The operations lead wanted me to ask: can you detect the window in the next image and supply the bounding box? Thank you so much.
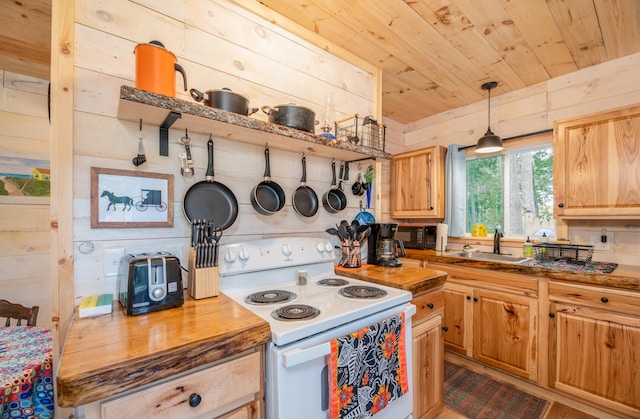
[465,143,554,239]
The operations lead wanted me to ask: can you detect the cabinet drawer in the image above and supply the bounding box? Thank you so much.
[101,351,262,419]
[413,289,444,324]
[549,281,640,316]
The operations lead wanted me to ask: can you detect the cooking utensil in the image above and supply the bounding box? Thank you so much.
[326,227,340,238]
[134,41,187,97]
[178,129,195,176]
[183,137,238,229]
[262,104,317,133]
[351,173,365,196]
[292,154,319,217]
[190,87,258,115]
[322,160,347,213]
[354,200,375,225]
[250,145,286,215]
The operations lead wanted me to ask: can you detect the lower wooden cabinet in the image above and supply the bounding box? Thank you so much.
[218,400,261,419]
[549,281,640,417]
[442,282,472,356]
[435,264,538,381]
[84,350,264,419]
[412,288,445,418]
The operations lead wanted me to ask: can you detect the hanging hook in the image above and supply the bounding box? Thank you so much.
[132,119,146,166]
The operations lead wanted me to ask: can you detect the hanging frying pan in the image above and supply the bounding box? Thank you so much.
[292,154,319,217]
[251,145,286,215]
[183,137,238,229]
[322,160,347,213]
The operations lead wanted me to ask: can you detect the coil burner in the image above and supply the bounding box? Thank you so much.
[316,278,350,287]
[245,290,296,305]
[271,304,320,321]
[339,285,388,299]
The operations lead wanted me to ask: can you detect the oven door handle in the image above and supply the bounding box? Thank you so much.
[281,342,331,368]
[281,304,416,368]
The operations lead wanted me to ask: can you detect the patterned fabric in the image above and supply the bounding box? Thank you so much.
[0,327,54,419]
[328,313,408,419]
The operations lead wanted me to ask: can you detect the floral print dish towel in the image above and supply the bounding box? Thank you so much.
[328,312,409,419]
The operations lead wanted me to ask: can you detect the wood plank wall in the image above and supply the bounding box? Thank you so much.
[385,52,640,265]
[70,0,380,301]
[0,71,52,329]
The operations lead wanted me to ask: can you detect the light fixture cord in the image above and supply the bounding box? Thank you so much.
[487,87,491,127]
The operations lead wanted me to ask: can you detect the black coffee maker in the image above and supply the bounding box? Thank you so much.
[367,223,406,267]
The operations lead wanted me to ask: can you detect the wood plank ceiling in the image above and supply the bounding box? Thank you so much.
[2,0,639,124]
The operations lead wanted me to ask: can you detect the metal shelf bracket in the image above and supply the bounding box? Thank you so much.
[159,111,182,156]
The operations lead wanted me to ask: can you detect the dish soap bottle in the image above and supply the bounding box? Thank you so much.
[523,236,533,257]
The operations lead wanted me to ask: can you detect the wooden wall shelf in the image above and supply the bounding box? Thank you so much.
[117,86,391,161]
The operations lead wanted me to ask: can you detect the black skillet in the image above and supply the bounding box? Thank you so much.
[251,145,286,215]
[183,137,238,229]
[292,154,319,217]
[322,160,347,213]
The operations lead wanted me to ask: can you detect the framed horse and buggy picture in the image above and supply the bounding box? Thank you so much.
[91,167,174,228]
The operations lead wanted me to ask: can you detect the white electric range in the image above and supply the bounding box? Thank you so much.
[219,237,415,419]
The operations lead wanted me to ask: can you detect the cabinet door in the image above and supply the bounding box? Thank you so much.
[473,288,538,380]
[218,400,262,419]
[391,146,446,218]
[554,105,640,218]
[412,315,444,418]
[443,283,473,356]
[549,302,640,416]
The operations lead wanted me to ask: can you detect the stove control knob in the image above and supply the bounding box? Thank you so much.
[324,241,333,253]
[281,243,292,257]
[224,249,237,263]
[238,247,250,261]
[316,242,326,253]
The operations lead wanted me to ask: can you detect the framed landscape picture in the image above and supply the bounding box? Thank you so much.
[90,167,173,228]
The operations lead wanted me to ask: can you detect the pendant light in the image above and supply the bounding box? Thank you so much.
[476,81,503,153]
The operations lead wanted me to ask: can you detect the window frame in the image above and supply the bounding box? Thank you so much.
[464,132,554,239]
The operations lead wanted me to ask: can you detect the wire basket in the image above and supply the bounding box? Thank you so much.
[335,114,386,152]
[533,243,594,264]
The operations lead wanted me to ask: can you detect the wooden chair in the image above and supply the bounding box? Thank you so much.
[0,299,39,326]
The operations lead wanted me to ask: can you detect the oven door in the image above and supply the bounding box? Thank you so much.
[265,304,416,419]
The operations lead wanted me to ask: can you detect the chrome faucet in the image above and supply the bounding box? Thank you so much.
[493,228,503,254]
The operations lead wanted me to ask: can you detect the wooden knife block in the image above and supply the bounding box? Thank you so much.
[187,247,219,299]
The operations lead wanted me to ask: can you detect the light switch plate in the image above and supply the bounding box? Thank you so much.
[593,235,611,251]
[104,248,125,277]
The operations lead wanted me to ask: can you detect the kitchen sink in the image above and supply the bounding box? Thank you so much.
[443,251,532,264]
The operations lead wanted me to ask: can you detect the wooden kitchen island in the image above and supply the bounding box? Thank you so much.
[336,264,448,418]
[57,292,270,418]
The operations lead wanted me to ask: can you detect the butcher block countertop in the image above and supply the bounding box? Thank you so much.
[335,264,447,295]
[405,249,640,292]
[56,292,270,408]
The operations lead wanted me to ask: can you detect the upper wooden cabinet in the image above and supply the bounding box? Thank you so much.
[391,146,446,219]
[554,105,640,219]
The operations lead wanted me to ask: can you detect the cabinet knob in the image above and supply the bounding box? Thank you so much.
[427,303,434,309]
[442,326,449,332]
[466,296,471,300]
[601,297,609,303]
[473,297,478,302]
[189,393,202,408]
[549,313,555,318]
[558,203,564,208]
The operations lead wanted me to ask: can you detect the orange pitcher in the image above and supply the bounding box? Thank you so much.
[134,41,187,97]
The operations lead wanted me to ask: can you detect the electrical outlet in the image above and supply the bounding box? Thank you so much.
[593,235,611,251]
[104,248,126,277]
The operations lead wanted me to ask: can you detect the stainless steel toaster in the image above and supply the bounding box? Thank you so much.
[118,252,184,315]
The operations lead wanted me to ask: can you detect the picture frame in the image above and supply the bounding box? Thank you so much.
[91,167,174,228]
